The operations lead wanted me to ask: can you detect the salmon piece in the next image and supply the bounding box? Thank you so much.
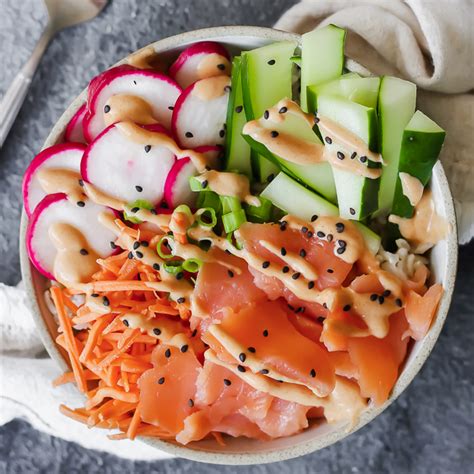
[404,264,430,295]
[209,300,336,397]
[138,344,201,434]
[404,283,443,340]
[213,414,268,440]
[287,312,323,343]
[328,352,358,379]
[350,273,384,293]
[347,312,409,406]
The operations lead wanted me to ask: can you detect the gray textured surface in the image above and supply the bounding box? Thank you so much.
[0,0,473,472]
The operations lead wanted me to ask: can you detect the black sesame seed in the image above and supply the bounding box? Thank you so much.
[351,152,357,159]
[217,63,226,70]
[168,105,174,110]
[144,145,151,153]
[325,136,333,144]
[259,369,269,375]
[350,208,356,216]
[239,353,246,362]
[248,347,256,353]
[135,185,143,192]
[270,130,279,138]
[310,368,316,378]
[141,241,149,247]
[165,348,171,358]
[223,378,232,386]
[318,316,325,323]
[378,296,385,304]
[288,304,295,311]
[301,226,308,234]
[150,209,157,215]
[122,319,129,327]
[263,329,269,337]
[185,132,193,138]
[237,365,246,373]
[262,261,270,269]
[191,329,197,337]
[219,129,225,138]
[133,241,140,250]
[343,304,351,312]
[282,266,289,273]
[296,306,305,314]
[323,303,328,309]
[314,114,320,124]
[279,106,288,114]
[337,151,345,160]
[299,249,306,258]
[176,272,184,280]
[110,241,117,249]
[235,105,243,113]
[91,293,99,298]
[188,398,194,407]
[311,214,318,222]
[307,231,314,238]
[104,105,111,113]
[327,268,334,274]
[396,298,403,307]
[327,234,333,242]
[177,297,185,304]
[360,156,368,163]
[78,179,84,187]
[224,85,231,92]
[370,294,378,301]
[383,289,391,297]
[77,201,85,207]
[292,272,301,280]
[267,59,276,65]
[335,222,345,233]
[131,207,139,213]
[181,344,189,353]
[80,248,88,256]
[102,296,110,306]
[317,231,325,238]
[153,328,161,336]
[263,110,269,119]
[227,270,234,278]
[133,80,137,85]
[338,240,347,248]
[153,263,160,271]
[201,180,208,189]
[280,247,287,256]
[158,377,165,385]
[336,247,346,255]
[308,281,315,289]
[136,251,144,259]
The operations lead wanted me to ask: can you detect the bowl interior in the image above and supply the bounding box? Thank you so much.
[19,26,458,465]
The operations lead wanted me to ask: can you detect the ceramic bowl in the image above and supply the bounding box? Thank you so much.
[19,26,458,465]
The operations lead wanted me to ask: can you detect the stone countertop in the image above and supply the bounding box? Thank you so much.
[0,0,472,472]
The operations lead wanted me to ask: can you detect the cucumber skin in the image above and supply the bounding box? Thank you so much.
[391,126,445,218]
[224,56,252,178]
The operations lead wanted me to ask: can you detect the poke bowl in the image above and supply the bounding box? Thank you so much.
[19,26,458,465]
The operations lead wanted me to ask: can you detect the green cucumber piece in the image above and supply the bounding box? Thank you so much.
[245,196,273,223]
[224,56,252,178]
[242,103,337,202]
[222,209,247,233]
[377,76,417,214]
[391,110,445,218]
[261,172,380,254]
[307,75,380,112]
[241,40,297,182]
[196,191,222,214]
[220,195,242,214]
[317,95,380,220]
[300,25,346,111]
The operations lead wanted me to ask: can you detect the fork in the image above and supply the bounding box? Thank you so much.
[0,0,108,148]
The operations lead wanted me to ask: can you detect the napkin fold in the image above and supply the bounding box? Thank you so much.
[1,0,472,460]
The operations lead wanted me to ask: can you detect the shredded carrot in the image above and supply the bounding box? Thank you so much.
[212,431,226,446]
[126,403,142,440]
[89,281,156,292]
[79,315,115,363]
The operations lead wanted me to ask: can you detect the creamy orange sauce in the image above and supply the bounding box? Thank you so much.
[49,223,99,286]
[104,94,157,127]
[197,53,231,80]
[399,172,424,207]
[389,189,450,253]
[194,170,260,206]
[127,46,156,69]
[191,75,231,101]
[37,168,85,204]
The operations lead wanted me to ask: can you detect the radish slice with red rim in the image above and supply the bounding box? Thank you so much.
[22,143,86,217]
[65,104,87,144]
[169,41,231,89]
[26,193,117,280]
[81,123,176,209]
[83,66,181,141]
[172,76,231,149]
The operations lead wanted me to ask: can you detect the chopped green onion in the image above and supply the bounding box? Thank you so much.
[195,207,217,228]
[220,195,242,214]
[156,235,175,259]
[197,191,222,213]
[222,209,247,233]
[182,258,203,273]
[163,261,183,275]
[189,176,207,192]
[174,204,193,219]
[226,232,244,250]
[124,199,154,224]
[245,196,273,223]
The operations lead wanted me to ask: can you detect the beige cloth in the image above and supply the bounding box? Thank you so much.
[276,0,474,243]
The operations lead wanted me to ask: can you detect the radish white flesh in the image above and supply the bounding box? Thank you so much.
[22,143,85,217]
[65,103,87,143]
[26,193,116,280]
[169,41,231,89]
[164,145,222,208]
[83,66,181,141]
[81,124,176,208]
[172,76,231,148]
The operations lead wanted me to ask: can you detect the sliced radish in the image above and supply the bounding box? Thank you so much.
[22,143,86,217]
[64,104,87,144]
[172,76,230,148]
[83,66,181,141]
[81,123,176,209]
[163,145,222,208]
[169,41,231,89]
[26,193,116,280]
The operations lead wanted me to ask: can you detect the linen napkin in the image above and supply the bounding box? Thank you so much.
[1,0,473,460]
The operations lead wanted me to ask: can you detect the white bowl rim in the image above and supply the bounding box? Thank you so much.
[19,25,458,465]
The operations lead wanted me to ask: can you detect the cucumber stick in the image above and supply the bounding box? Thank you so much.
[377,76,417,214]
[391,110,445,217]
[300,24,346,111]
[317,95,380,220]
[261,172,381,254]
[241,41,297,182]
[224,57,252,178]
[307,75,380,112]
